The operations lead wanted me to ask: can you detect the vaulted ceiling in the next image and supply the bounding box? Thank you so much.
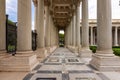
[33,0,81,29]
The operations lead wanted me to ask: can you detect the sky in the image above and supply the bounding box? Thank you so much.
[6,0,120,29]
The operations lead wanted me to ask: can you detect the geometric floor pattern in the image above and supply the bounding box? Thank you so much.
[23,48,111,80]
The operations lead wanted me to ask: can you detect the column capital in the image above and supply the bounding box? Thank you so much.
[44,0,50,6]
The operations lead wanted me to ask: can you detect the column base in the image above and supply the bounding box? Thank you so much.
[35,48,48,59]
[68,46,78,54]
[114,44,119,46]
[49,46,57,53]
[79,48,92,58]
[90,53,120,71]
[46,47,51,54]
[0,50,6,54]
[0,51,39,71]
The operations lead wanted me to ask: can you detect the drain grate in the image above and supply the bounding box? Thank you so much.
[76,77,96,80]
[48,58,59,62]
[68,59,79,62]
[36,78,56,80]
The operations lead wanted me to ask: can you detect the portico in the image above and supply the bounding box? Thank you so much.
[0,0,120,73]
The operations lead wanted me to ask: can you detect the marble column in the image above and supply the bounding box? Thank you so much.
[70,21,73,46]
[0,0,6,53]
[114,26,118,46]
[96,0,112,54]
[81,0,89,49]
[90,27,93,46]
[80,0,92,57]
[90,0,120,71]
[50,20,54,46]
[65,27,68,46]
[73,13,76,47]
[37,0,45,48]
[17,0,32,51]
[45,6,50,47]
[68,25,71,46]
[76,4,81,48]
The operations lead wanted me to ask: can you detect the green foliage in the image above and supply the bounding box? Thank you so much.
[59,33,64,38]
[89,46,97,53]
[113,47,120,56]
[8,20,16,26]
[59,33,64,47]
[89,46,120,56]
[8,45,15,52]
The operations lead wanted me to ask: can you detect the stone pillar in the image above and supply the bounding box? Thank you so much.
[45,6,50,47]
[81,0,89,48]
[80,0,92,57]
[76,4,81,49]
[90,0,120,71]
[17,0,32,51]
[37,0,45,48]
[2,0,39,71]
[114,26,118,46]
[0,0,6,53]
[90,27,93,46]
[68,25,70,46]
[93,27,96,45]
[70,21,73,46]
[72,17,74,46]
[73,13,76,47]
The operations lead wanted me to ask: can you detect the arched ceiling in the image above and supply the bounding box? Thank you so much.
[33,0,81,29]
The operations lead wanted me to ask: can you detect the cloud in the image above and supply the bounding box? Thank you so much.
[88,0,120,19]
[6,0,17,22]
[6,0,120,23]
[112,0,120,19]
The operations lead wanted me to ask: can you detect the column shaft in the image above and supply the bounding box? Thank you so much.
[97,0,112,52]
[90,27,93,45]
[17,0,32,51]
[45,6,50,47]
[73,13,76,46]
[81,0,89,48]
[70,21,73,45]
[37,0,45,48]
[76,6,81,48]
[114,27,118,46]
[0,0,6,51]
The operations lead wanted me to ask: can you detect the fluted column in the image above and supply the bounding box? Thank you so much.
[114,26,118,46]
[0,0,6,52]
[17,0,32,51]
[37,0,45,48]
[90,27,93,45]
[76,4,81,48]
[81,0,89,48]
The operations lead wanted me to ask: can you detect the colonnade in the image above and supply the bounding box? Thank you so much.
[0,0,120,71]
[65,0,120,71]
[0,0,59,71]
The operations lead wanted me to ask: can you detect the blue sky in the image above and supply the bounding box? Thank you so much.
[6,0,120,29]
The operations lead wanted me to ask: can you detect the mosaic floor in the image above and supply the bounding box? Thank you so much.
[23,48,111,80]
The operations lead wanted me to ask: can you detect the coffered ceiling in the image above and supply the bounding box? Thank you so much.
[33,0,81,29]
